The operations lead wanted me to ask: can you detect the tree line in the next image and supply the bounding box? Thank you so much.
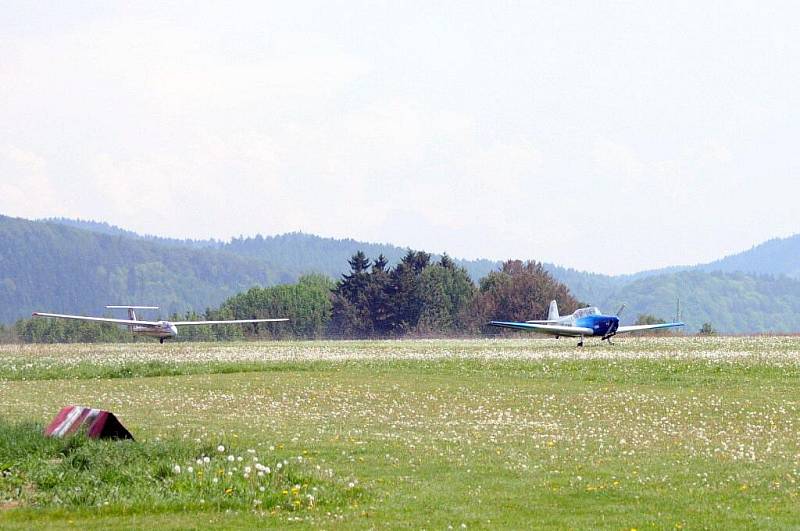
[9,250,587,342]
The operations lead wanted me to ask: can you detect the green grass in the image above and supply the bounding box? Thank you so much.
[1,338,800,528]
[0,420,360,523]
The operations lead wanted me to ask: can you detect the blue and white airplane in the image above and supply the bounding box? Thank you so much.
[489,300,684,346]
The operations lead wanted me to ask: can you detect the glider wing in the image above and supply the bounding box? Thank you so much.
[32,312,161,327]
[171,318,289,326]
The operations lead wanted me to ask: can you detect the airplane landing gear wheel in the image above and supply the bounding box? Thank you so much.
[159,338,165,344]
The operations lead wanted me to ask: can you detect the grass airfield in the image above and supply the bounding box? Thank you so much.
[1,337,800,529]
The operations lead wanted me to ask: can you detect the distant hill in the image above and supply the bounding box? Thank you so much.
[546,234,800,308]
[598,270,800,334]
[542,265,624,306]
[697,235,800,279]
[46,218,141,238]
[46,218,501,284]
[221,233,501,285]
[46,218,614,295]
[46,218,223,250]
[0,216,277,323]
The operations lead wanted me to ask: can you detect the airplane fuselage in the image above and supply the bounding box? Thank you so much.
[131,322,178,339]
[545,309,620,337]
[570,315,619,337]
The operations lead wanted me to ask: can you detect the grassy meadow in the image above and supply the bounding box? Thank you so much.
[1,337,799,529]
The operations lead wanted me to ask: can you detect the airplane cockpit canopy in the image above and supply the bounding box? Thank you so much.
[573,307,601,318]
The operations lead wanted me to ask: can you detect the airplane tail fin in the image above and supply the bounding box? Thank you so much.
[548,300,559,321]
[106,305,159,322]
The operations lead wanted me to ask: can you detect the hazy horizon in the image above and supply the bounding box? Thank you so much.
[2,2,798,274]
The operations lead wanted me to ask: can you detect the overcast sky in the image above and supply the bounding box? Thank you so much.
[1,1,798,274]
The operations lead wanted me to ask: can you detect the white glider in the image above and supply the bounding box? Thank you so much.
[33,305,288,343]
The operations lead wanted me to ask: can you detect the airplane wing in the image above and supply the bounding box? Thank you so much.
[615,322,685,334]
[32,312,161,327]
[171,318,289,326]
[488,321,593,337]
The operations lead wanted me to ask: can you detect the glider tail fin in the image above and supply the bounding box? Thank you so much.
[548,300,559,321]
[105,306,159,322]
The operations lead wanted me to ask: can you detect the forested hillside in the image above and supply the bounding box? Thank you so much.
[599,271,800,333]
[0,216,276,323]
[48,219,500,285]
[546,234,800,305]
[222,233,499,284]
[46,218,629,301]
[698,234,800,278]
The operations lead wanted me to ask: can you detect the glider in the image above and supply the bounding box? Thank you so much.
[32,305,288,343]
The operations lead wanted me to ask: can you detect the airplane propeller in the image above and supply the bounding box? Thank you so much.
[603,304,624,342]
[602,319,619,342]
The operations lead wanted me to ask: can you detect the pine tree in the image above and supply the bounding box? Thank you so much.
[330,252,375,337]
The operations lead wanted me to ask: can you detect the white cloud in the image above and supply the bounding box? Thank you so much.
[0,146,66,219]
[1,3,799,274]
[592,139,644,179]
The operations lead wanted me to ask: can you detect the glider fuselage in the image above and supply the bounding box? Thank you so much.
[131,322,179,339]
